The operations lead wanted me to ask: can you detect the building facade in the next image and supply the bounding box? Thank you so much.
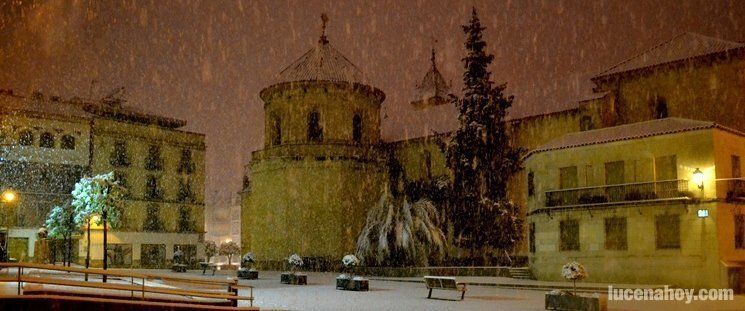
[525,118,745,290]
[0,90,205,267]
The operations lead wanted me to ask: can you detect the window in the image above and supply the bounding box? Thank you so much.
[145,175,163,200]
[580,115,593,131]
[110,141,131,167]
[559,219,580,251]
[145,145,163,171]
[178,149,194,174]
[271,115,282,146]
[559,166,578,189]
[735,214,744,249]
[352,114,362,143]
[653,96,668,119]
[605,161,625,185]
[18,130,34,146]
[178,178,194,203]
[60,135,75,150]
[307,110,323,142]
[733,155,741,178]
[655,155,677,180]
[529,222,536,253]
[142,204,164,232]
[39,132,55,148]
[605,217,628,250]
[655,214,681,249]
[113,171,129,196]
[177,206,195,233]
[527,171,535,196]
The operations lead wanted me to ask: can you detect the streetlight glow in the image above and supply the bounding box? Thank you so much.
[692,168,705,190]
[1,189,17,203]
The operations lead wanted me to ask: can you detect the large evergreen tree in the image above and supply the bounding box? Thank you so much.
[446,8,524,259]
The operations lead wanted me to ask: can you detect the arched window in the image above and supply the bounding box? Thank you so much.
[654,96,668,119]
[18,130,34,146]
[40,132,55,148]
[60,135,75,150]
[271,115,282,146]
[352,114,362,143]
[307,110,323,142]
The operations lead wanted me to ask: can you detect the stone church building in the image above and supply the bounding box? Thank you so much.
[241,20,745,287]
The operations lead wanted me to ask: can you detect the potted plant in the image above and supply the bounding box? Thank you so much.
[237,252,258,279]
[336,254,368,291]
[218,241,240,270]
[280,253,307,285]
[545,261,607,311]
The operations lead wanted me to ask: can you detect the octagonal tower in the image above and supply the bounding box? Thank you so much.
[242,16,387,263]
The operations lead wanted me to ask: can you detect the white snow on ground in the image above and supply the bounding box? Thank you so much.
[3,268,745,310]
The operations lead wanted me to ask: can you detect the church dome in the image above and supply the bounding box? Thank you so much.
[276,39,364,84]
[260,14,384,103]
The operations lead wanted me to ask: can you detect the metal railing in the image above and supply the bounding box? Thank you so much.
[545,179,690,207]
[0,262,254,308]
[721,178,745,202]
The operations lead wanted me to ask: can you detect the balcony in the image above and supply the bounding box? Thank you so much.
[723,178,745,203]
[545,179,690,208]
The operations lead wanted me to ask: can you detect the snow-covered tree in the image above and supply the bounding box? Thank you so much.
[45,204,79,266]
[356,184,446,267]
[204,240,218,262]
[445,8,524,257]
[71,172,125,280]
[219,241,240,265]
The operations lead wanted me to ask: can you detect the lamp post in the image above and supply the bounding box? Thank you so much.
[1,189,18,262]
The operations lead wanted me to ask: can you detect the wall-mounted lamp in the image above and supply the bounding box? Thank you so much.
[697,209,709,218]
[692,168,705,190]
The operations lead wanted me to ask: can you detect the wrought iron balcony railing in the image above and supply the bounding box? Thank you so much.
[723,178,745,202]
[545,179,690,208]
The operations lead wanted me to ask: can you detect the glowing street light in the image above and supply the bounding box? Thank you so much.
[692,168,705,190]
[1,189,17,203]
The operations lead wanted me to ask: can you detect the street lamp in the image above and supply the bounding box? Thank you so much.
[1,189,17,203]
[692,168,705,190]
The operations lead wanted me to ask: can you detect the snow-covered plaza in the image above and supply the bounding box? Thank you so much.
[4,267,743,310]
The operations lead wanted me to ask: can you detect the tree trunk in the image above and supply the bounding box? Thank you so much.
[85,220,91,281]
[67,235,72,267]
[103,210,108,283]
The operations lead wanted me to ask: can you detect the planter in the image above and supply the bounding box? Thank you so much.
[171,264,187,273]
[545,292,607,311]
[336,277,369,291]
[237,268,259,280]
[281,272,307,285]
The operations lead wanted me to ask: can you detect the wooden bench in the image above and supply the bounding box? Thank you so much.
[200,262,217,275]
[424,276,467,300]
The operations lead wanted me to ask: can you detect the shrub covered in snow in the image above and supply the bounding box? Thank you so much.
[288,254,303,272]
[342,254,359,267]
[561,261,588,281]
[241,252,256,270]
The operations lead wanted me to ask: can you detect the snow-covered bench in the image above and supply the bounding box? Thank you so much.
[424,276,467,300]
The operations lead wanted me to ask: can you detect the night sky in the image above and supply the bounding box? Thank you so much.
[1,0,744,208]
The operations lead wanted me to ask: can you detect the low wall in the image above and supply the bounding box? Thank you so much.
[253,260,514,277]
